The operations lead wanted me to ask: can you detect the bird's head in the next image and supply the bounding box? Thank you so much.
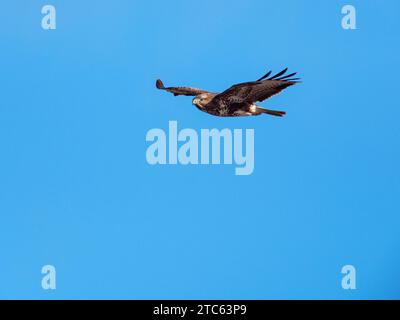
[192,93,213,109]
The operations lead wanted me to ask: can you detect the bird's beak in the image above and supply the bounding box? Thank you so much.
[192,98,198,105]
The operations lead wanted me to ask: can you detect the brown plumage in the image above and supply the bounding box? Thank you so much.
[156,68,300,117]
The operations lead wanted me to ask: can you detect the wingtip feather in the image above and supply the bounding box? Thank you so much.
[156,79,165,89]
[257,70,272,81]
[269,68,289,80]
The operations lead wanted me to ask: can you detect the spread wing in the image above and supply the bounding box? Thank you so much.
[211,68,300,106]
[156,79,209,97]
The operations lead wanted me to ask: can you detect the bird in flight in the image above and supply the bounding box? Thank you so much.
[156,68,300,117]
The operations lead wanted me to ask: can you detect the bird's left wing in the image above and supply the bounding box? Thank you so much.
[156,79,210,97]
[212,69,300,105]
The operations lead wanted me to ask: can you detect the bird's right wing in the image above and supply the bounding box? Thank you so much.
[156,79,210,97]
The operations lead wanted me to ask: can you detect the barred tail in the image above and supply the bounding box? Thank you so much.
[256,107,286,117]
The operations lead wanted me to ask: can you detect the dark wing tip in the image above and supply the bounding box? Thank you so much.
[262,68,302,82]
[257,70,272,81]
[276,72,297,80]
[268,68,289,80]
[286,78,301,83]
[156,79,165,89]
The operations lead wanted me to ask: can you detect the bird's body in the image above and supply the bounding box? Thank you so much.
[156,68,300,118]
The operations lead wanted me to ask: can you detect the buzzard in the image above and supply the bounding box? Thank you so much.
[156,68,300,117]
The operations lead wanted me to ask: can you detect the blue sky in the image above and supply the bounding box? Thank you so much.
[0,0,399,299]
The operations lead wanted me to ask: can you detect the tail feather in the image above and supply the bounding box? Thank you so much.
[256,107,286,117]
